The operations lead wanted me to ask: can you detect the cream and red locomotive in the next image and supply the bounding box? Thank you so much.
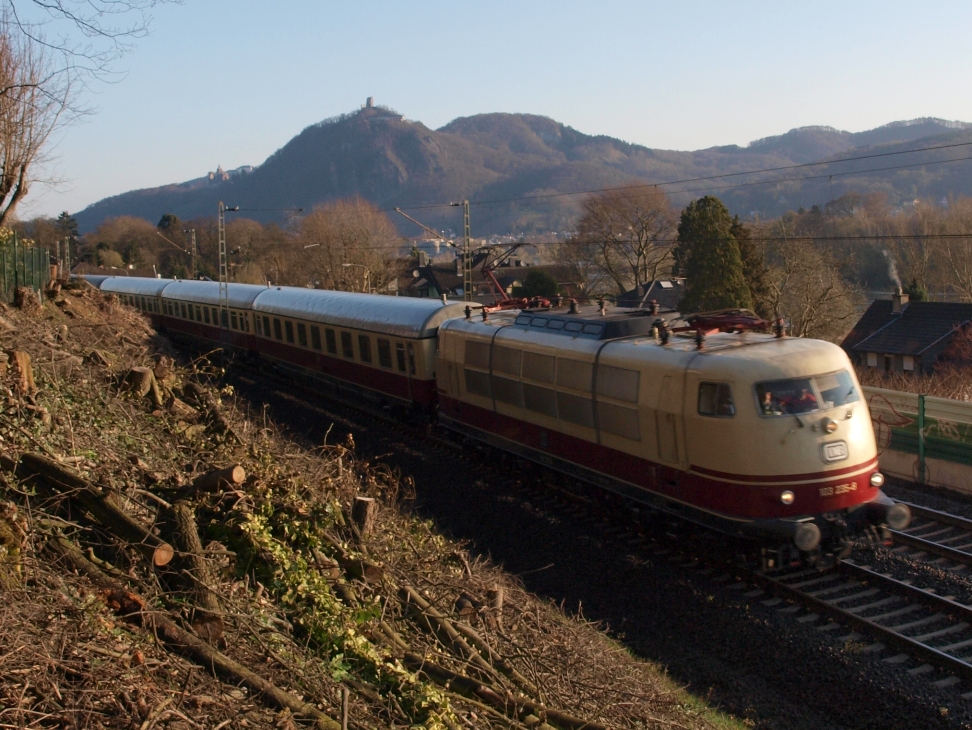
[92,276,910,556]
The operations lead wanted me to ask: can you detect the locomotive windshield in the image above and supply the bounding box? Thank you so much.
[756,370,859,416]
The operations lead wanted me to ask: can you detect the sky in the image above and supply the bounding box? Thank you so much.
[22,0,972,219]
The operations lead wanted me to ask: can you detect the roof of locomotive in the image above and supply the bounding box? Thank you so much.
[162,280,269,308]
[253,288,481,338]
[96,276,171,297]
[446,312,853,382]
[510,304,679,340]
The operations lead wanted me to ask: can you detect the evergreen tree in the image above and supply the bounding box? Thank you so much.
[55,211,79,242]
[513,269,559,298]
[674,196,752,313]
[731,215,772,318]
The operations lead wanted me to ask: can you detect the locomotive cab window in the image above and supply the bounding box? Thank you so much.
[756,371,859,417]
[698,382,735,417]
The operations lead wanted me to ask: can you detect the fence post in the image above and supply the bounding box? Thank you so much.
[918,393,926,485]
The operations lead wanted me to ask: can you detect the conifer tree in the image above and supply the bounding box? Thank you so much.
[674,196,752,313]
[731,215,772,318]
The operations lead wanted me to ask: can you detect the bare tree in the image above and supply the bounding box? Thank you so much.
[553,238,610,300]
[762,222,862,342]
[0,23,72,225]
[941,198,972,301]
[298,198,403,292]
[567,185,675,296]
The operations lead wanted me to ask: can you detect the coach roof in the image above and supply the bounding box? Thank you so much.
[161,280,269,309]
[98,276,171,297]
[253,288,477,338]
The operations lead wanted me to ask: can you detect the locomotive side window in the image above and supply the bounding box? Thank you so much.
[273,318,282,340]
[491,375,523,407]
[596,366,640,403]
[377,339,392,368]
[396,342,407,372]
[599,402,641,440]
[492,346,520,376]
[523,383,557,417]
[297,323,307,347]
[522,352,555,383]
[698,382,735,417]
[358,335,372,364]
[341,331,353,358]
[556,359,593,392]
[464,340,490,369]
[464,369,491,397]
[557,392,595,427]
[311,326,321,350]
[325,328,337,355]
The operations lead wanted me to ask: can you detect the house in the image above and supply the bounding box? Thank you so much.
[841,292,972,374]
[400,260,579,303]
[616,278,685,310]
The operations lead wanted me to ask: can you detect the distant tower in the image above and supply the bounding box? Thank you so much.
[366,96,374,108]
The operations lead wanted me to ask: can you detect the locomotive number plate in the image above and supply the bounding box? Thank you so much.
[819,482,856,498]
[821,440,848,463]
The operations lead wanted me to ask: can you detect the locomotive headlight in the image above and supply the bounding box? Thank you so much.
[823,418,838,434]
[780,490,795,505]
[870,472,885,488]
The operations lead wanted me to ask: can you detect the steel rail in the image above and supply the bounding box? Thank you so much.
[889,501,972,566]
[747,559,972,682]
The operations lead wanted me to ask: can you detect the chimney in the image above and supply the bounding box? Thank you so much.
[892,291,909,313]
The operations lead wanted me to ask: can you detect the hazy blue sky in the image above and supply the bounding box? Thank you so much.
[24,0,972,218]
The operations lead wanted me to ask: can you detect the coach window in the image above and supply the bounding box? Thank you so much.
[204,307,210,324]
[698,382,735,417]
[358,334,372,364]
[231,311,238,330]
[194,306,201,321]
[263,316,271,337]
[273,318,283,341]
[396,342,407,372]
[189,305,196,321]
[245,314,250,332]
[221,309,229,328]
[285,321,295,343]
[297,323,308,347]
[407,343,416,375]
[180,303,187,319]
[310,325,322,351]
[254,316,261,335]
[212,308,219,325]
[325,328,337,355]
[340,331,353,359]
[377,338,392,368]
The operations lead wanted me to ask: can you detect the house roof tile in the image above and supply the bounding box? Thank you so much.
[845,301,972,356]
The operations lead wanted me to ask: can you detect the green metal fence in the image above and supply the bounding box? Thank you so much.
[864,386,972,482]
[0,239,50,303]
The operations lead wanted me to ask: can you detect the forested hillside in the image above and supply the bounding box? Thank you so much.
[74,106,972,235]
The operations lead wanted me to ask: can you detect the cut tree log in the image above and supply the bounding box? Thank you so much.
[320,533,383,583]
[182,382,239,442]
[351,496,377,541]
[124,367,164,407]
[403,652,608,730]
[14,286,39,313]
[12,452,174,567]
[191,465,245,493]
[49,537,342,729]
[7,350,35,394]
[84,349,110,367]
[169,500,224,645]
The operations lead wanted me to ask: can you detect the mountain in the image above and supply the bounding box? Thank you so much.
[73,107,972,235]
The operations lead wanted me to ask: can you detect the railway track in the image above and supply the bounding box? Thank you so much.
[890,501,972,568]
